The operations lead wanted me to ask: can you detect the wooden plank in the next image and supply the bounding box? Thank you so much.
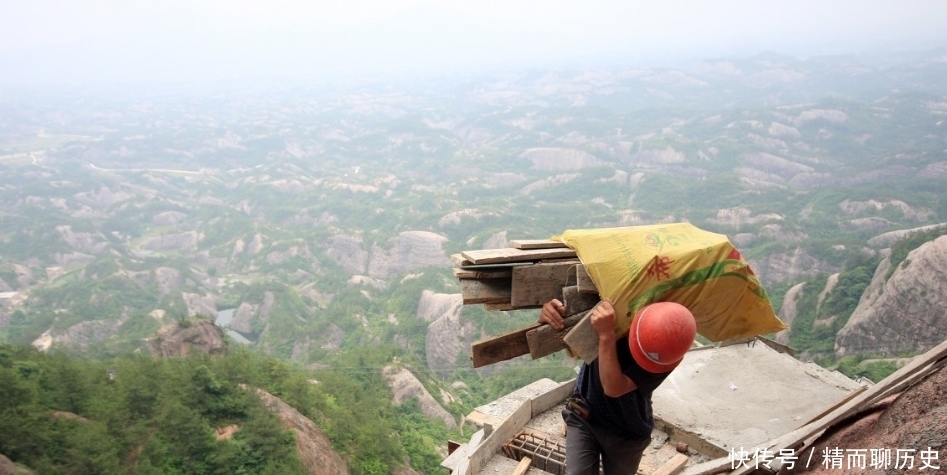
[470,324,538,368]
[797,385,867,428]
[756,336,797,357]
[511,261,578,307]
[451,253,473,266]
[677,456,732,475]
[563,285,599,316]
[465,410,503,429]
[453,268,512,280]
[484,302,520,311]
[651,453,689,475]
[728,337,947,475]
[442,429,484,472]
[563,311,600,364]
[460,278,512,305]
[511,457,532,475]
[575,264,598,294]
[469,399,532,475]
[511,239,567,250]
[530,378,576,417]
[462,247,577,265]
[526,312,588,360]
[869,358,945,404]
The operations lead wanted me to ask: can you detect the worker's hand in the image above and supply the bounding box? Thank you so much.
[538,299,566,330]
[590,299,617,342]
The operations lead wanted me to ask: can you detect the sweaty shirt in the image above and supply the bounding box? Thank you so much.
[574,336,670,440]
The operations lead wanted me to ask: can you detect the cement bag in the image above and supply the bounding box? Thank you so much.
[556,223,786,342]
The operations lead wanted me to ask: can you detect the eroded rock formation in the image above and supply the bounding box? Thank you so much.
[146,319,227,358]
[382,366,456,428]
[835,235,947,357]
[249,387,349,475]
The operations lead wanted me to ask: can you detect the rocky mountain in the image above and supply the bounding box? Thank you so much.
[1,48,946,407]
[250,387,349,475]
[835,235,947,357]
[383,366,457,428]
[145,319,227,358]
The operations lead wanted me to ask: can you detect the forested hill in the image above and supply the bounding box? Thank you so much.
[0,337,463,475]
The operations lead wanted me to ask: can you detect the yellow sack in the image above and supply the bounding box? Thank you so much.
[556,223,786,342]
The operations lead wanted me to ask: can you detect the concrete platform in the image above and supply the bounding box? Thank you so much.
[652,340,864,455]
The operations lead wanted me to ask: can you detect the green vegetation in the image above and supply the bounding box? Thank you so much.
[788,253,881,361]
[0,343,473,475]
[887,225,947,278]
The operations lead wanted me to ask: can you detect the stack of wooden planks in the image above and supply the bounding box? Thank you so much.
[453,239,602,368]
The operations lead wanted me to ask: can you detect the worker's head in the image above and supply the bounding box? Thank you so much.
[628,302,696,373]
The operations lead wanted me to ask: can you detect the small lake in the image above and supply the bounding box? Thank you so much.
[215,308,252,344]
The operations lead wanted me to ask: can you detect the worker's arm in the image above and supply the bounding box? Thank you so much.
[591,300,638,398]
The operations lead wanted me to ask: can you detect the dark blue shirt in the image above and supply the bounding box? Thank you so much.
[574,336,669,440]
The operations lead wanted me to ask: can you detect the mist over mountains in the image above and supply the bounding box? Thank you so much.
[3,48,947,363]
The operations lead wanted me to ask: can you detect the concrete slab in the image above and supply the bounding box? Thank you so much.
[474,378,562,421]
[652,341,864,454]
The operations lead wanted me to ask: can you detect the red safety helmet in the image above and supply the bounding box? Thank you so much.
[628,302,697,374]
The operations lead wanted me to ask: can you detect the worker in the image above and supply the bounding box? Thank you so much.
[538,298,696,475]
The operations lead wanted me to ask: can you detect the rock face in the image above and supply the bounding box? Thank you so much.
[774,282,806,345]
[142,231,201,251]
[182,292,218,319]
[50,319,123,350]
[228,291,275,334]
[56,225,108,253]
[0,453,33,474]
[866,222,947,248]
[382,366,456,428]
[367,231,450,279]
[835,235,947,357]
[249,387,349,475]
[424,294,476,376]
[146,320,226,358]
[747,247,841,286]
[229,302,260,334]
[326,235,368,274]
[520,148,603,170]
[416,291,462,323]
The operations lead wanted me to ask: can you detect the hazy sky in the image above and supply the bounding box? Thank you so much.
[2,0,947,86]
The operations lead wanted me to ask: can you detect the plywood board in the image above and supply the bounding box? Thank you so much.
[511,261,578,307]
[461,278,512,305]
[462,247,577,265]
[511,239,567,250]
[471,324,538,368]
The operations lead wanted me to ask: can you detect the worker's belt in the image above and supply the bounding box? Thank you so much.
[566,395,590,420]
